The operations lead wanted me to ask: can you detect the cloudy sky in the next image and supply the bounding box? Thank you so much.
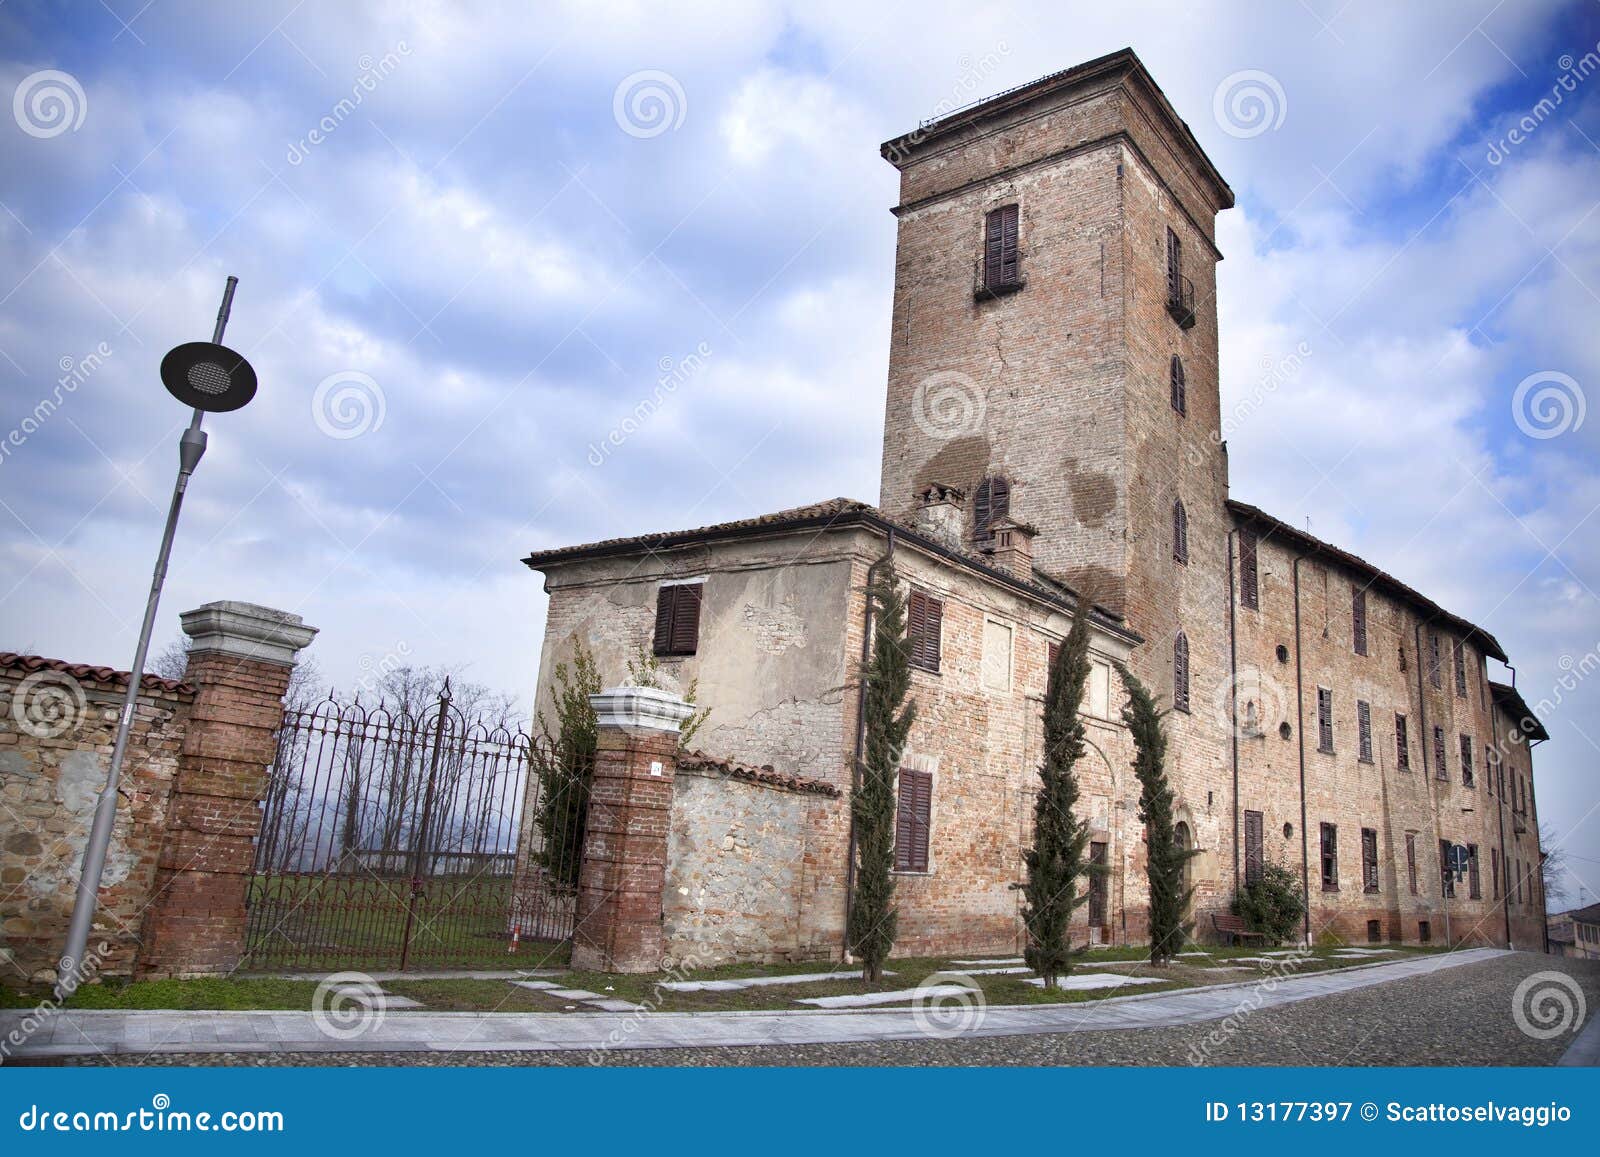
[2,0,1598,900]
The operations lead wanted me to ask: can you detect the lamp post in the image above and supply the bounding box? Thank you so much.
[56,277,259,999]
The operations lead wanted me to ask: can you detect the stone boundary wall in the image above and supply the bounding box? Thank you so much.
[0,659,193,982]
[664,764,841,966]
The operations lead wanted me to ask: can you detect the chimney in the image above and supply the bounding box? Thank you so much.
[987,515,1037,580]
[915,484,965,551]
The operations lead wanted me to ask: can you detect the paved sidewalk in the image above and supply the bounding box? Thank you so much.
[1,948,1508,1060]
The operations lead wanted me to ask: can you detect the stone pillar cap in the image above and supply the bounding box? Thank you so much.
[590,685,695,733]
[180,601,318,667]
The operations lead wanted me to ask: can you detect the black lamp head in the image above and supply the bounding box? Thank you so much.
[160,341,257,412]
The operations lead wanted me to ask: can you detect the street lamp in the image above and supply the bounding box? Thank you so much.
[57,276,258,998]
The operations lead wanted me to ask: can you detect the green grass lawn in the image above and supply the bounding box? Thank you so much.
[0,943,1441,1014]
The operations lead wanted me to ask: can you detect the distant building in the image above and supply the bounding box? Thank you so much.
[522,49,1549,963]
[1549,903,1600,960]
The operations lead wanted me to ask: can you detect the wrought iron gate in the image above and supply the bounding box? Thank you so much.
[244,682,588,971]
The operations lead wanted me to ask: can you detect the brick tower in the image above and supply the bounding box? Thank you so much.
[877,49,1238,906]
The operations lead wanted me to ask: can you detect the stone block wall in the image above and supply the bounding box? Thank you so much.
[0,659,191,982]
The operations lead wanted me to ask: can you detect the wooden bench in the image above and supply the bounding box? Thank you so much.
[1212,912,1267,947]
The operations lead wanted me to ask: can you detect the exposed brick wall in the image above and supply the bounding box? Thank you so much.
[137,650,297,977]
[0,665,191,982]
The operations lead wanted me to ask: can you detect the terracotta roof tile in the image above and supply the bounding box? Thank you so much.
[0,652,194,696]
[677,749,842,798]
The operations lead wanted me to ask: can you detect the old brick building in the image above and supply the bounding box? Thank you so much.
[523,49,1547,961]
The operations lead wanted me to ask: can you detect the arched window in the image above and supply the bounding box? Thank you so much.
[972,474,1010,545]
[1170,355,1187,415]
[1172,499,1188,564]
[1174,821,1193,894]
[1173,631,1190,713]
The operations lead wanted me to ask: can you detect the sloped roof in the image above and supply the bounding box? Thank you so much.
[1227,500,1508,662]
[0,652,194,696]
[522,497,1137,640]
[1490,681,1550,742]
[677,749,841,798]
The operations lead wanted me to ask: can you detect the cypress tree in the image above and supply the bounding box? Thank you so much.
[531,640,600,891]
[847,561,916,982]
[1022,594,1094,988]
[1117,662,1199,966]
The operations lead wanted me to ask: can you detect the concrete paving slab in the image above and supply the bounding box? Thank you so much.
[1024,973,1166,991]
[796,985,972,1009]
[951,957,1025,965]
[510,980,559,990]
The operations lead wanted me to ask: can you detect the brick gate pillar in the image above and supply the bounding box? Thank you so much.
[570,686,693,974]
[137,601,316,977]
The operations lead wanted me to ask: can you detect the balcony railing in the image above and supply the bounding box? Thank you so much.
[1167,274,1196,329]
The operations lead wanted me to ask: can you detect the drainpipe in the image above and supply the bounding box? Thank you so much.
[1225,529,1241,897]
[841,530,896,958]
[1291,556,1311,946]
[1414,618,1451,946]
[1493,739,1512,949]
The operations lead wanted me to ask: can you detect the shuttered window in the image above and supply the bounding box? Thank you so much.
[1491,847,1500,899]
[1173,632,1190,713]
[1244,809,1264,886]
[972,474,1010,545]
[1166,227,1183,302]
[1395,713,1410,770]
[983,204,1020,293]
[1316,687,1334,753]
[1433,725,1447,781]
[1239,530,1259,609]
[907,589,943,674]
[1361,828,1379,893]
[1320,823,1338,890]
[1429,632,1443,689]
[894,769,933,872]
[1459,734,1475,788]
[1172,499,1188,563]
[1453,639,1467,697]
[1046,640,1061,702]
[1405,832,1418,894]
[1357,700,1373,763]
[1170,355,1187,415]
[1351,586,1368,656]
[1467,843,1481,898]
[652,582,703,657]
[1440,839,1455,898]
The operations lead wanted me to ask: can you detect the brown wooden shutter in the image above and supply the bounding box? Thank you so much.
[895,769,932,872]
[1243,809,1264,886]
[1166,227,1182,300]
[1239,530,1258,609]
[1172,632,1189,712]
[973,475,1009,543]
[908,590,942,673]
[1357,700,1372,762]
[1170,355,1186,415]
[653,583,703,656]
[984,204,1019,291]
[1352,586,1368,655]
[1395,713,1409,769]
[1046,640,1061,701]
[1317,687,1333,752]
[1173,500,1188,563]
[1433,726,1447,780]
[1453,639,1467,697]
[1459,734,1474,787]
[1362,828,1378,892]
